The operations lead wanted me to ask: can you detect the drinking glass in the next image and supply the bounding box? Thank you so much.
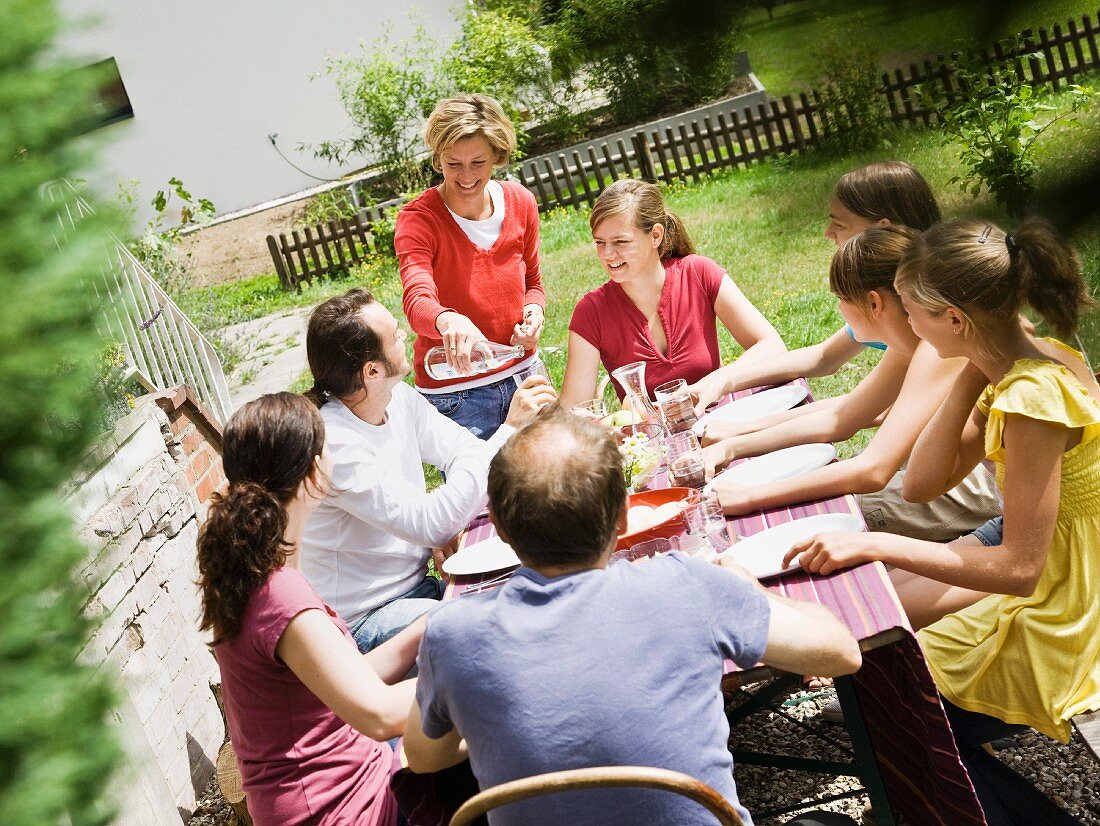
[654,378,698,434]
[671,532,709,558]
[684,498,735,554]
[572,398,609,421]
[513,360,551,387]
[665,431,706,490]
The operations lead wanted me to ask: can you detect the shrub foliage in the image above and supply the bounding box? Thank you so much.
[814,33,893,153]
[920,37,1093,218]
[545,0,747,123]
[1,1,123,823]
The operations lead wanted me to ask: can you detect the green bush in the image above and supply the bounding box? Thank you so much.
[547,0,747,123]
[367,211,399,258]
[302,186,360,226]
[814,33,893,153]
[2,1,124,823]
[919,36,1092,218]
[307,22,449,195]
[444,6,575,154]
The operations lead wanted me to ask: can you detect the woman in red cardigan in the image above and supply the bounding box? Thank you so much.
[395,94,547,439]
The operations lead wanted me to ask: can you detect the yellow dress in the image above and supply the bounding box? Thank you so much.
[918,358,1100,742]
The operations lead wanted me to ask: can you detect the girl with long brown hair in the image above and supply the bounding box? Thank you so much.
[787,217,1099,824]
[688,160,942,415]
[198,392,422,826]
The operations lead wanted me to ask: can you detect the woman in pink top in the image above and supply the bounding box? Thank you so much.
[396,94,546,439]
[197,392,426,826]
[561,179,784,405]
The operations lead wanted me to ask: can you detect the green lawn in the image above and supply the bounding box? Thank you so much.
[190,89,1100,461]
[741,0,1098,96]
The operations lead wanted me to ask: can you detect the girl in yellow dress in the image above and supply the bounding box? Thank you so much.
[785,217,1099,825]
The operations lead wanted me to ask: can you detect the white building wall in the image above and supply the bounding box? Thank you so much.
[57,1,460,223]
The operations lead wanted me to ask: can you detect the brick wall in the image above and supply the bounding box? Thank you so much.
[70,387,227,823]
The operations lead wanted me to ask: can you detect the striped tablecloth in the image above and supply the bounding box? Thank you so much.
[729,495,985,825]
[444,384,986,825]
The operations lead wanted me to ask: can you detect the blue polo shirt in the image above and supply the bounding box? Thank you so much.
[416,552,770,825]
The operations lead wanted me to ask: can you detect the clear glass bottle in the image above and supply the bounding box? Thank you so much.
[610,361,663,428]
[424,341,526,381]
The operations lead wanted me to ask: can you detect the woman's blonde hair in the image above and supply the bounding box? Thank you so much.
[424,94,516,171]
[829,225,919,314]
[895,217,1093,340]
[588,179,695,260]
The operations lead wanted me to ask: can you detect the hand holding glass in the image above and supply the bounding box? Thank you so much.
[665,431,706,490]
[573,398,609,421]
[654,379,699,434]
[512,360,551,388]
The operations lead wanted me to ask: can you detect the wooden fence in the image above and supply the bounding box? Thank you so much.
[266,200,395,290]
[269,8,1100,287]
[518,11,1100,213]
[515,92,827,209]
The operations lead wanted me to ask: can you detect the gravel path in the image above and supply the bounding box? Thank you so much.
[188,685,1099,824]
[728,687,1100,825]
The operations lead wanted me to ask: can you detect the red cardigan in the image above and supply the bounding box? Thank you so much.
[395,181,546,390]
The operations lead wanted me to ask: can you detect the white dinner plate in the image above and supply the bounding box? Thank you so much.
[693,385,809,436]
[705,443,836,491]
[718,512,864,580]
[442,536,521,576]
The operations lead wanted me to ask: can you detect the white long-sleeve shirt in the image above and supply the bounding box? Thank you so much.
[301,384,513,626]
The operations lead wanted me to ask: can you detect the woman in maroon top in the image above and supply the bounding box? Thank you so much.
[561,179,784,405]
[197,392,425,825]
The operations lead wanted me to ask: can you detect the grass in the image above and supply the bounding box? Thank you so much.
[189,260,401,328]
[188,89,1100,460]
[741,0,1097,97]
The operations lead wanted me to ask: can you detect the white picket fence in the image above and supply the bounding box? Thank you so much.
[47,181,234,425]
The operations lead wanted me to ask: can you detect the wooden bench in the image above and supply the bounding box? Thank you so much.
[1073,711,1100,763]
[265,204,392,290]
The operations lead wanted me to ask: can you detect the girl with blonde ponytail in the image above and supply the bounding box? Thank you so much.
[786,217,1100,825]
[561,178,785,403]
[198,392,420,826]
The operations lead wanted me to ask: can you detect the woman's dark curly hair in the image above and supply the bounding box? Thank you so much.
[197,392,325,645]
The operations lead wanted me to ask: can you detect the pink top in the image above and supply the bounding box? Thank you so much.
[569,254,725,399]
[395,181,547,390]
[215,567,397,826]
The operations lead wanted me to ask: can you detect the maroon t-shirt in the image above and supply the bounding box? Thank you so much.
[215,567,397,826]
[569,254,726,399]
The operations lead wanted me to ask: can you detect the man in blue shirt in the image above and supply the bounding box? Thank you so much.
[404,404,862,825]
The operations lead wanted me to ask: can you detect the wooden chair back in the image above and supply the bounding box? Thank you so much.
[449,765,743,826]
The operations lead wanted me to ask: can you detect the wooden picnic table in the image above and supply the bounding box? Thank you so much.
[445,385,988,825]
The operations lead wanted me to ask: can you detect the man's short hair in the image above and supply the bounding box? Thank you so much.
[488,404,626,567]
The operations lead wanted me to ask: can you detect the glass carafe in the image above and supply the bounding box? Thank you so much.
[610,361,663,429]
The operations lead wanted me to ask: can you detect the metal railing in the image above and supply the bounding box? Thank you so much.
[46,181,234,425]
